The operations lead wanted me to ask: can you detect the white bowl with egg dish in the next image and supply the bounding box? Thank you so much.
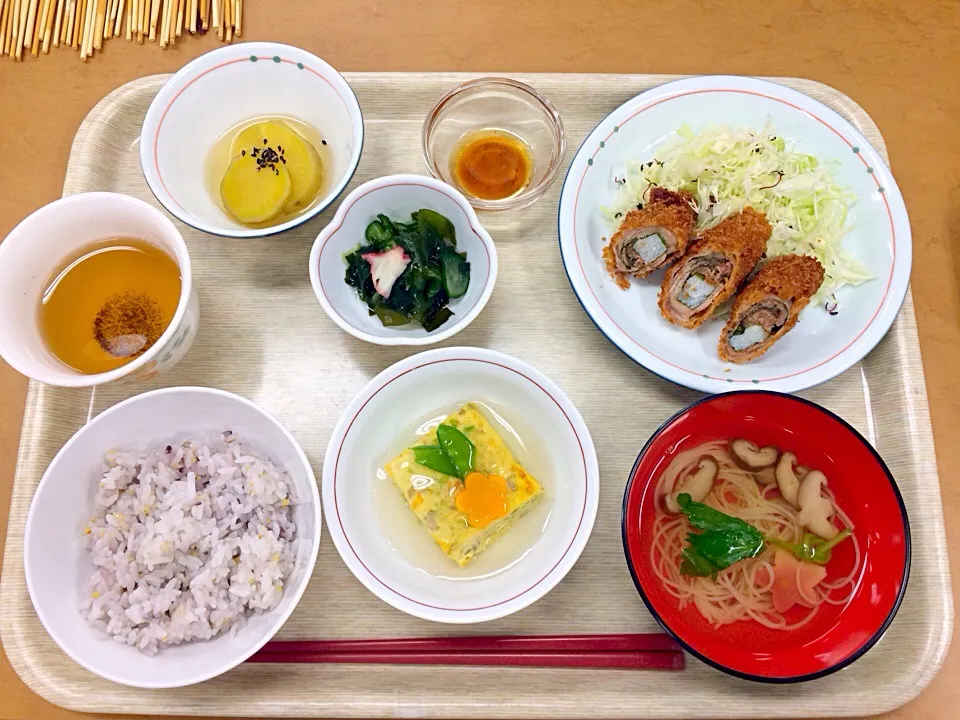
[322,346,599,623]
[309,174,498,345]
[0,192,198,387]
[24,387,321,688]
[140,42,363,238]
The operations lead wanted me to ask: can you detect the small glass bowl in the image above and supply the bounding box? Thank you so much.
[422,78,566,212]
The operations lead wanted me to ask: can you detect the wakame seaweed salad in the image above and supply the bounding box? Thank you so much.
[344,209,471,331]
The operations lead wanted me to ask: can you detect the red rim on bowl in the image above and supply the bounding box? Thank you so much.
[621,391,910,683]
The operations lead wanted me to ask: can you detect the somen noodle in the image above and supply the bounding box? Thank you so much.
[650,440,860,629]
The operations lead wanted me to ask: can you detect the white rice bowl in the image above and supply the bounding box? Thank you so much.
[83,434,297,655]
[24,387,321,688]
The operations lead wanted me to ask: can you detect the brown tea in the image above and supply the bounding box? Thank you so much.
[40,238,181,374]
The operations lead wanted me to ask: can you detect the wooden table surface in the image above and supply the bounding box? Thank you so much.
[1,1,958,718]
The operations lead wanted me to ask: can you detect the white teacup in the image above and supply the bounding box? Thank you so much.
[0,192,199,387]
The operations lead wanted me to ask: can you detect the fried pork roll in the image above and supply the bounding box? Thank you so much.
[658,207,770,329]
[718,254,825,363]
[603,188,696,288]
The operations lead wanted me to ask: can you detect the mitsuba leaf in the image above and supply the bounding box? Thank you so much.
[685,528,763,569]
[680,546,716,577]
[676,493,764,573]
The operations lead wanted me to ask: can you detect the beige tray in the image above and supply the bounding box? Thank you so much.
[0,73,953,718]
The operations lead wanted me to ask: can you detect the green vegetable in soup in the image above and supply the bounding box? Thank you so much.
[768,529,852,565]
[679,545,717,577]
[410,423,476,479]
[675,493,852,576]
[676,493,764,574]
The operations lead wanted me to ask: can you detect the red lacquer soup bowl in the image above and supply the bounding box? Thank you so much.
[622,391,910,682]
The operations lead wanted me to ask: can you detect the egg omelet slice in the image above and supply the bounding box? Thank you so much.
[384,403,543,567]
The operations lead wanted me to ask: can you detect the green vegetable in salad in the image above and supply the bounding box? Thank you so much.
[344,210,471,332]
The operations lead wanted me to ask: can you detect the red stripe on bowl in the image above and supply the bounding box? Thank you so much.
[333,357,589,612]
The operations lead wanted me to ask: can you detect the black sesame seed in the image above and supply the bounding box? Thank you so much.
[277,145,282,152]
[263,138,268,144]
[241,150,246,156]
[321,139,327,145]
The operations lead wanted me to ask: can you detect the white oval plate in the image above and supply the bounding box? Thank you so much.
[322,347,599,624]
[558,76,911,393]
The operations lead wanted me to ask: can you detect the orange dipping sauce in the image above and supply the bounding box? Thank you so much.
[451,129,533,201]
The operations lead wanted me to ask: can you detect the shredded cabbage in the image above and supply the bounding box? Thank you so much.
[600,122,871,300]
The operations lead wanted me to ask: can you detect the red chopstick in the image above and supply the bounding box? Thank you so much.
[254,633,680,655]
[248,650,683,670]
[247,633,684,671]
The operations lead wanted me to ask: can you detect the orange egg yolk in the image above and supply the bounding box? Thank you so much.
[454,472,509,528]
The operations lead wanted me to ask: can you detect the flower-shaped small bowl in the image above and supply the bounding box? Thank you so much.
[309,174,498,346]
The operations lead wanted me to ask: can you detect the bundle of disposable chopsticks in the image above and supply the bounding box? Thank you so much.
[0,0,242,61]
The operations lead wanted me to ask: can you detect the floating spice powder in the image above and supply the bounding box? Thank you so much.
[40,238,181,374]
[93,291,166,358]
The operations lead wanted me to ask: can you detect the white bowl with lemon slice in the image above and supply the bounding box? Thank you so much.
[140,42,363,238]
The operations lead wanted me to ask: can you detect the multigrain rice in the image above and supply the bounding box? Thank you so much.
[81,431,297,655]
